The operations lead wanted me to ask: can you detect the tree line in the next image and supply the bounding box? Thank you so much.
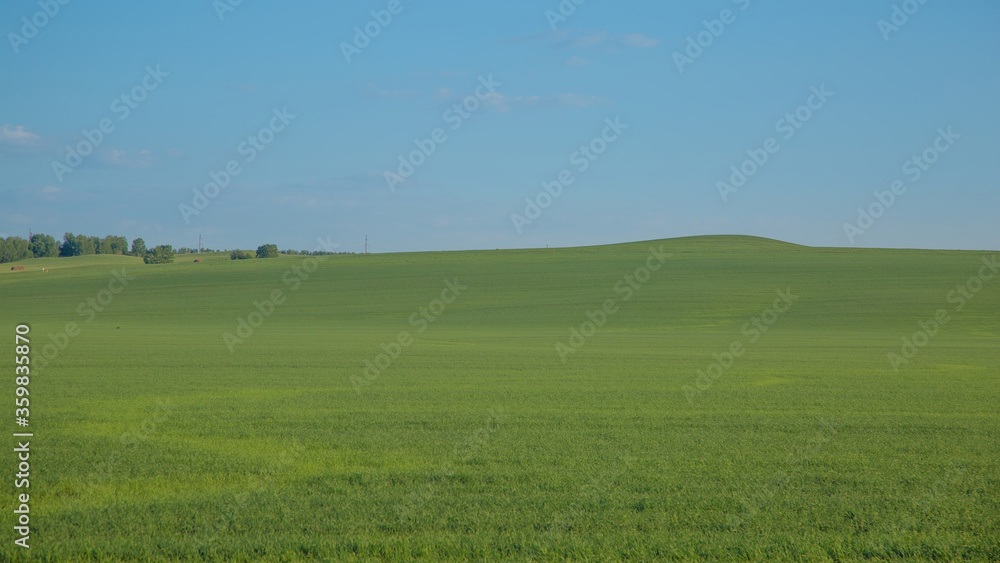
[230,244,354,260]
[0,233,175,265]
[1,233,356,266]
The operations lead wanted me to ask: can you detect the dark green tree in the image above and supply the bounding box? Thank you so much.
[1,237,32,263]
[29,233,59,257]
[130,238,146,257]
[143,245,175,264]
[59,233,76,257]
[99,235,129,255]
[0,239,9,264]
[256,244,279,258]
[60,233,95,256]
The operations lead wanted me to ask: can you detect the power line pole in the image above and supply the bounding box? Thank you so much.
[198,234,202,254]
[364,235,368,255]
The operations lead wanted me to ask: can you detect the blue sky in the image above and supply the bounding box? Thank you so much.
[1,0,997,253]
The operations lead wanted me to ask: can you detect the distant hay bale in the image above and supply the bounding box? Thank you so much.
[10,265,25,271]
[193,259,202,263]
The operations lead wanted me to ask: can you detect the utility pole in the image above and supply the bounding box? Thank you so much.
[198,234,202,254]
[364,235,368,255]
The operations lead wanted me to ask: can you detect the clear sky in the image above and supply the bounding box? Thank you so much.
[2,0,997,253]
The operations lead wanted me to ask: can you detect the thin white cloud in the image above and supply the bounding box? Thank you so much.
[566,56,590,66]
[480,92,609,112]
[620,33,659,48]
[372,88,421,99]
[363,81,420,99]
[37,185,60,202]
[100,148,156,168]
[554,93,608,107]
[501,30,571,44]
[0,124,41,145]
[567,30,609,48]
[516,30,659,50]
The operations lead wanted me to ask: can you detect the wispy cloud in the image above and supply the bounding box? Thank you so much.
[556,93,609,107]
[620,33,659,48]
[566,30,609,48]
[566,56,590,66]
[373,89,421,99]
[100,148,156,168]
[35,185,61,202]
[363,81,421,99]
[480,92,609,112]
[501,30,570,44]
[0,124,41,146]
[510,30,659,50]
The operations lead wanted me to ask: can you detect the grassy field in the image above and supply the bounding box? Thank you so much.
[1,235,998,561]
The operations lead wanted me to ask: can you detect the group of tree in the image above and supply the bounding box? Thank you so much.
[228,245,355,260]
[279,249,354,256]
[0,233,174,265]
[143,245,175,264]
[228,244,280,260]
[229,244,357,260]
[2,233,357,265]
[57,233,131,257]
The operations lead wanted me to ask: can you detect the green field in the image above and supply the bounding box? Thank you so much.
[1,236,998,561]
